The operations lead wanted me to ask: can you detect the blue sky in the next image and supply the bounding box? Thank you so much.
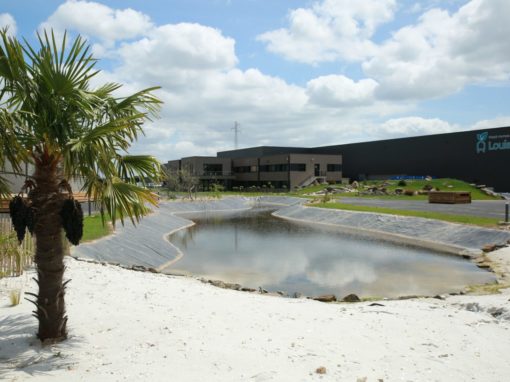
[2,0,510,160]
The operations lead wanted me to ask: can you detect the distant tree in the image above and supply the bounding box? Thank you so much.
[163,167,198,199]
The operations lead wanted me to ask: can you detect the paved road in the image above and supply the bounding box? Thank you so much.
[338,197,509,220]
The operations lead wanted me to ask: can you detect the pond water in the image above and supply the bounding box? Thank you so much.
[164,208,495,298]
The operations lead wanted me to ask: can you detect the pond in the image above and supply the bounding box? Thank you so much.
[163,208,495,298]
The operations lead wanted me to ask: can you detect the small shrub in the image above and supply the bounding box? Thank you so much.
[210,183,224,193]
[398,180,407,187]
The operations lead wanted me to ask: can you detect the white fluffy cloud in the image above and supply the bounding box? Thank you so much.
[364,0,510,100]
[0,13,17,35]
[35,1,510,160]
[259,0,510,101]
[39,0,153,44]
[376,117,459,137]
[471,116,510,131]
[306,75,378,107]
[257,0,396,64]
[115,23,238,88]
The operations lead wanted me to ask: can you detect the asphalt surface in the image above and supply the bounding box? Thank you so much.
[338,197,509,220]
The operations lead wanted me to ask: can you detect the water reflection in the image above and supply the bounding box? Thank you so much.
[165,209,495,298]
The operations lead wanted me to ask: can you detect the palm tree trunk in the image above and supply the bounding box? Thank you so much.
[31,160,67,342]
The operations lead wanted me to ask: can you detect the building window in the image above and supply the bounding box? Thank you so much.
[259,164,288,172]
[203,164,223,175]
[327,164,342,172]
[233,166,251,173]
[290,163,306,172]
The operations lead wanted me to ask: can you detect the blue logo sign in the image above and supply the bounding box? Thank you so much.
[476,132,488,154]
[476,131,510,154]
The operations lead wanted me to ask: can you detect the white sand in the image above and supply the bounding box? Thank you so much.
[1,250,510,382]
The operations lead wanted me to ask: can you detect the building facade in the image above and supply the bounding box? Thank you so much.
[167,125,510,192]
[310,125,510,191]
[166,153,343,190]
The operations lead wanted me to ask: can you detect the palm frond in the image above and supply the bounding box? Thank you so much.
[0,28,163,225]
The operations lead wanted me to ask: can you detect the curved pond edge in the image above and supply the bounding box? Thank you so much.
[71,196,510,290]
[273,204,510,258]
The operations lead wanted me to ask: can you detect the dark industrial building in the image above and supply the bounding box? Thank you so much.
[167,126,510,192]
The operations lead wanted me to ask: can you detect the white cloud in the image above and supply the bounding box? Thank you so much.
[258,0,510,101]
[471,116,510,131]
[257,0,396,64]
[39,0,153,45]
[0,13,17,36]
[364,0,510,100]
[306,75,378,107]
[115,23,238,88]
[376,117,459,138]
[35,0,510,161]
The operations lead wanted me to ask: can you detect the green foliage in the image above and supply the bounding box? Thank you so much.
[210,183,224,193]
[82,214,113,242]
[0,29,163,226]
[397,180,407,187]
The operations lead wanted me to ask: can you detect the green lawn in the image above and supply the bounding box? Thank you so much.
[82,214,112,242]
[312,202,499,227]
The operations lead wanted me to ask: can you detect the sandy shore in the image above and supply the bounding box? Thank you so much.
[1,249,510,382]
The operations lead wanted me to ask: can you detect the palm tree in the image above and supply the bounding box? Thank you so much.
[0,29,162,343]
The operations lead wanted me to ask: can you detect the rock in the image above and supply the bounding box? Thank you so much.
[313,294,337,302]
[368,302,385,307]
[292,292,302,299]
[276,291,286,296]
[131,265,147,272]
[404,189,416,196]
[224,283,241,290]
[357,378,367,382]
[315,367,327,375]
[482,244,497,253]
[351,181,359,189]
[422,184,434,191]
[148,267,159,273]
[394,188,403,195]
[241,287,257,292]
[258,287,268,294]
[433,295,445,300]
[208,280,226,288]
[342,294,361,302]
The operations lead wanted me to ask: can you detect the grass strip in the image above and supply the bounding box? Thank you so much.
[312,202,500,227]
[82,214,112,242]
